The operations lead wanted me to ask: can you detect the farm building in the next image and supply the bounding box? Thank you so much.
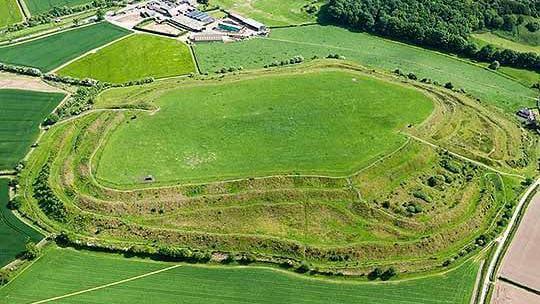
[168,14,205,32]
[516,108,536,123]
[185,10,214,24]
[190,33,224,42]
[227,11,267,33]
[218,22,242,32]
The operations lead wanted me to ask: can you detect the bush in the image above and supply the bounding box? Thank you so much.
[7,196,21,210]
[444,82,454,90]
[0,269,10,286]
[407,72,417,80]
[296,261,311,273]
[488,60,500,70]
[367,267,383,280]
[412,190,432,203]
[33,164,67,222]
[526,21,540,32]
[24,241,40,260]
[380,267,397,281]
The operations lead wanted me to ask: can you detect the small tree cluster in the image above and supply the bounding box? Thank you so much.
[327,53,346,60]
[368,267,397,281]
[32,164,67,222]
[264,55,305,68]
[0,63,42,77]
[216,66,244,74]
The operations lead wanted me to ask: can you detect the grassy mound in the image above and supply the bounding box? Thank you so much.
[0,22,131,72]
[0,0,22,28]
[95,70,433,185]
[0,89,65,170]
[0,246,479,304]
[58,34,196,83]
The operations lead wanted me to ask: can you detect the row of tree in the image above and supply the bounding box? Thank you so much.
[327,0,540,72]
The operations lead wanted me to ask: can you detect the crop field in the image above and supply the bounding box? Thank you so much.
[0,89,65,170]
[0,179,43,267]
[0,0,22,28]
[212,0,322,26]
[58,34,196,83]
[95,70,433,185]
[0,22,131,72]
[0,247,480,304]
[14,62,533,277]
[194,25,537,113]
[24,0,94,15]
[472,32,540,54]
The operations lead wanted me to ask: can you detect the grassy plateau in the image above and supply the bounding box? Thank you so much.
[58,34,196,83]
[95,70,433,185]
[0,179,43,267]
[0,246,480,304]
[0,0,22,28]
[0,22,131,72]
[194,25,537,113]
[0,89,64,170]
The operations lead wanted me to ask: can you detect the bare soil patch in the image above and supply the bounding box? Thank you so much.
[493,281,540,304]
[0,72,63,92]
[500,193,540,290]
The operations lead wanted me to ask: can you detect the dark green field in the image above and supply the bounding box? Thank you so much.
[0,179,43,267]
[24,0,94,15]
[0,22,131,72]
[0,247,479,304]
[0,89,64,170]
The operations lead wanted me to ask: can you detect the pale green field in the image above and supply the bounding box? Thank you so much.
[212,0,321,26]
[0,0,22,28]
[95,70,433,185]
[58,34,196,83]
[472,32,540,54]
[0,247,480,304]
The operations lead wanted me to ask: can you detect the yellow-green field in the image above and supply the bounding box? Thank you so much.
[0,0,22,28]
[472,32,540,54]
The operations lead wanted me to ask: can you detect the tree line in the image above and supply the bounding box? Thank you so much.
[326,0,540,72]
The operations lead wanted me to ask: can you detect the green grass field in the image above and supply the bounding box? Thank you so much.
[472,32,540,54]
[0,89,65,170]
[0,0,23,28]
[0,179,43,267]
[95,70,433,185]
[0,22,131,72]
[0,247,480,304]
[212,0,321,26]
[194,25,537,113]
[24,0,93,15]
[58,34,196,83]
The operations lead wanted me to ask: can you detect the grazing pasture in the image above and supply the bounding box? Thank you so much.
[58,34,196,83]
[194,25,537,113]
[0,247,479,304]
[0,0,22,28]
[212,0,321,26]
[24,0,93,15]
[0,179,43,267]
[95,70,433,185]
[0,89,64,170]
[472,32,540,54]
[0,22,131,72]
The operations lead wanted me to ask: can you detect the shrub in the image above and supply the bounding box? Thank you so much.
[367,267,383,280]
[7,196,22,210]
[444,82,454,90]
[526,21,540,32]
[296,261,311,273]
[0,269,10,286]
[407,72,417,80]
[380,267,397,281]
[23,241,41,260]
[412,190,432,203]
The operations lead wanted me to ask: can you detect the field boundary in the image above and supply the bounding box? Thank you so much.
[29,264,181,304]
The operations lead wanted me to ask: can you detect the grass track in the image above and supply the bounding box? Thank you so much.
[0,22,131,72]
[0,89,65,170]
[472,32,540,54]
[194,25,536,113]
[0,179,43,267]
[0,247,479,304]
[23,0,94,15]
[58,34,196,83]
[95,70,433,185]
[0,0,23,28]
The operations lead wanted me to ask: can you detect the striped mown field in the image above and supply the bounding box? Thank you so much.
[0,247,480,304]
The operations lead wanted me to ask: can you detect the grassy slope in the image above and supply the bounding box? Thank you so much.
[58,34,195,83]
[24,0,93,14]
[212,0,319,26]
[95,70,433,185]
[0,22,131,72]
[472,32,540,54]
[194,25,536,113]
[0,0,22,28]
[0,179,42,267]
[0,89,64,170]
[0,247,479,304]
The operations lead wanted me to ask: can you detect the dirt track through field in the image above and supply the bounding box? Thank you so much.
[29,264,181,303]
[0,73,63,92]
